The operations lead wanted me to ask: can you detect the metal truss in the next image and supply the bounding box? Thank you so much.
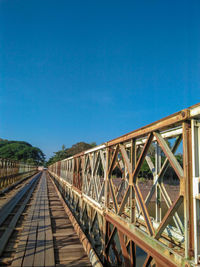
[49,103,200,267]
[0,159,37,190]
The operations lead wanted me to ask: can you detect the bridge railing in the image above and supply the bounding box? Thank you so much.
[48,103,200,267]
[0,159,38,190]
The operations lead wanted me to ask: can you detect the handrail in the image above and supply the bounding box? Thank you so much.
[0,158,38,190]
[48,103,200,266]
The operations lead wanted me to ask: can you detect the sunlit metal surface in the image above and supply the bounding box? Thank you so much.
[49,103,200,267]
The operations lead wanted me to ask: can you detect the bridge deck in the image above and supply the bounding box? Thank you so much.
[1,172,91,267]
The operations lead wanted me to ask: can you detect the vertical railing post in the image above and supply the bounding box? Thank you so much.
[191,119,200,264]
[102,146,109,263]
[130,139,136,266]
[105,147,110,209]
[155,142,161,222]
[183,121,194,259]
[79,157,84,226]
[130,139,136,224]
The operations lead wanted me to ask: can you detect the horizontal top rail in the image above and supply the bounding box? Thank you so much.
[0,158,36,166]
[53,102,200,162]
[107,103,200,146]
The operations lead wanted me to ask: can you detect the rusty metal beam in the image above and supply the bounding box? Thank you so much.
[153,131,183,180]
[154,195,183,239]
[132,133,154,183]
[182,121,194,259]
[105,212,187,267]
[107,108,190,146]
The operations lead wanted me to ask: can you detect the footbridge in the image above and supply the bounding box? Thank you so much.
[1,103,200,267]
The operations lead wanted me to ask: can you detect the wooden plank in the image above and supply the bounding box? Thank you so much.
[34,177,45,267]
[11,178,42,267]
[46,173,92,266]
[11,176,40,267]
[13,171,90,267]
[44,175,55,267]
[0,175,38,226]
[11,210,35,266]
[22,186,42,266]
[44,204,55,266]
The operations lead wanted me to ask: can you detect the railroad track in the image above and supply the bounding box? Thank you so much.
[0,172,42,266]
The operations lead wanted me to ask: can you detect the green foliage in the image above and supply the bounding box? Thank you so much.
[90,142,97,147]
[46,141,96,166]
[137,139,183,182]
[0,139,45,165]
[138,177,147,183]
[138,153,183,182]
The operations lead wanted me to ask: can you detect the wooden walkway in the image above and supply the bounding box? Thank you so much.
[10,172,91,267]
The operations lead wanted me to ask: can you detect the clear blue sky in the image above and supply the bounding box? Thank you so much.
[0,0,200,159]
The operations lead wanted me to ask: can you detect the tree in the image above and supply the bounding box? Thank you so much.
[46,141,97,166]
[0,139,45,165]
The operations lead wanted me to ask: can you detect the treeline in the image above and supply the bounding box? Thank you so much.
[0,139,45,165]
[46,142,96,166]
